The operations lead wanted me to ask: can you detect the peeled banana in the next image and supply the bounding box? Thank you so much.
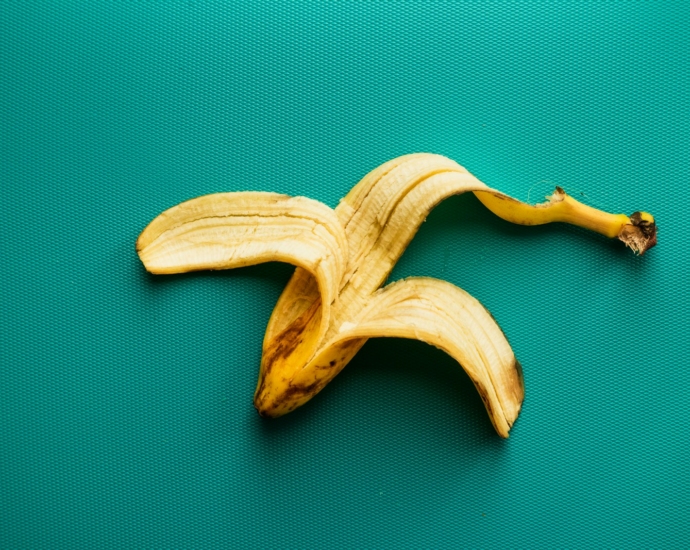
[137,153,656,437]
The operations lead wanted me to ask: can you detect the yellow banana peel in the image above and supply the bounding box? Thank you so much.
[137,153,656,437]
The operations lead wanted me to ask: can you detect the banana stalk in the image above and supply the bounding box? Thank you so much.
[137,153,656,437]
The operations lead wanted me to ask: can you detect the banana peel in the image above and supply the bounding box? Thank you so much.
[137,153,656,437]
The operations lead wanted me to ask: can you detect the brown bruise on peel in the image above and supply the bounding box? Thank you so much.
[258,380,325,417]
[254,300,321,410]
[473,377,518,437]
[256,336,367,416]
[459,355,522,437]
[507,358,524,430]
[513,359,524,395]
[256,338,365,415]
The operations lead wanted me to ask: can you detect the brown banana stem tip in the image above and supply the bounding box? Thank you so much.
[618,212,657,255]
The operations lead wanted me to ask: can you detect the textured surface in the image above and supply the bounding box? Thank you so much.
[1,1,688,547]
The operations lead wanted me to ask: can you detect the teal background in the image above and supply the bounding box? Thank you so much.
[1,1,688,547]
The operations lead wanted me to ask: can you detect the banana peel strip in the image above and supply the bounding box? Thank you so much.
[137,153,656,437]
[137,192,348,347]
[306,277,523,437]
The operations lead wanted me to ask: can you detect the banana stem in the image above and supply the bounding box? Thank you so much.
[474,187,657,255]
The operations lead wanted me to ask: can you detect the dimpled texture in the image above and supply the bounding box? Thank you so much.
[1,1,688,548]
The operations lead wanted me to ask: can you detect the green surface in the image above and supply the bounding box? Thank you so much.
[1,1,688,547]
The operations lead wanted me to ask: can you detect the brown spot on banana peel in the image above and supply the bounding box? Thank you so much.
[254,299,322,411]
[514,359,524,394]
[257,380,324,418]
[261,305,316,365]
[472,359,522,436]
[255,335,366,416]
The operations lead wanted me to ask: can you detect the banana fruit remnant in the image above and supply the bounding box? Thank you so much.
[137,153,656,437]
